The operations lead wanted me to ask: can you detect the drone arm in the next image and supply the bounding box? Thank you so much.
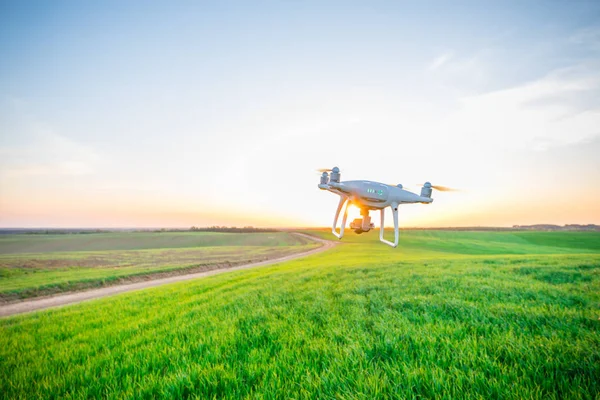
[332,195,349,239]
[379,203,399,247]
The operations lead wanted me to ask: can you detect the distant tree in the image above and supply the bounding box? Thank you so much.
[187,225,278,233]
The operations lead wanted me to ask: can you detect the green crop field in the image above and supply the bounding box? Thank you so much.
[0,231,313,254]
[0,232,318,301]
[1,230,599,399]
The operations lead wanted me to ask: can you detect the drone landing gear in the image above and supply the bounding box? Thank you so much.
[331,196,399,247]
[379,203,399,248]
[332,195,349,239]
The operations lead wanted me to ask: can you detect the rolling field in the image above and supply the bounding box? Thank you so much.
[1,230,599,399]
[0,232,318,302]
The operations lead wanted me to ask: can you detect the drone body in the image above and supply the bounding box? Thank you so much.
[318,167,446,247]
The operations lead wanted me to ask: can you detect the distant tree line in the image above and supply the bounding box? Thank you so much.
[3,224,597,236]
[511,224,600,231]
[188,226,279,233]
[0,229,114,235]
[0,227,280,235]
[405,225,600,231]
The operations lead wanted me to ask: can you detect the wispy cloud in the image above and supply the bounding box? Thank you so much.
[443,64,600,151]
[427,51,454,71]
[568,26,600,52]
[0,160,95,177]
[425,49,491,94]
[0,102,102,179]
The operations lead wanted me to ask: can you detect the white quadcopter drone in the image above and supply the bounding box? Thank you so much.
[318,167,455,248]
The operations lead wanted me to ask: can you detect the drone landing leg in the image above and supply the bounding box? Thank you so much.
[379,203,399,248]
[332,195,349,239]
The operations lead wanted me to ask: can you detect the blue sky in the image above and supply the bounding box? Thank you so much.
[1,1,599,227]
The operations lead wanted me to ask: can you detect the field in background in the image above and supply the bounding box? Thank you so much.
[0,232,318,302]
[1,230,599,398]
[305,228,600,254]
[0,231,312,253]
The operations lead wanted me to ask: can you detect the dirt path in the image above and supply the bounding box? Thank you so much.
[0,233,337,318]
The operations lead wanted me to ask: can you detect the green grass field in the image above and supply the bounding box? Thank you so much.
[1,230,599,399]
[0,232,317,301]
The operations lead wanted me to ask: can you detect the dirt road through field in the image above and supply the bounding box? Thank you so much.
[0,233,337,317]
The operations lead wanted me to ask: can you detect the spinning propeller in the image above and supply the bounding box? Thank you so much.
[418,183,460,192]
[317,167,341,173]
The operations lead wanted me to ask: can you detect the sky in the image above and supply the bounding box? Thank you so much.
[0,0,599,228]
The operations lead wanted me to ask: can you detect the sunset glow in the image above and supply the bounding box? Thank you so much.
[1,1,599,228]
